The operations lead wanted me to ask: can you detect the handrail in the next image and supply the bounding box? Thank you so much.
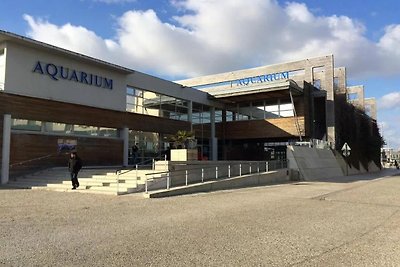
[115,158,153,175]
[9,153,57,168]
[144,161,259,177]
[144,159,288,193]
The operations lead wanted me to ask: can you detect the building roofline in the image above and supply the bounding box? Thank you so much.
[0,30,133,74]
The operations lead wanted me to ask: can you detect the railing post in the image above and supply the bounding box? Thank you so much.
[201,168,204,182]
[266,161,269,172]
[145,178,148,193]
[152,158,155,170]
[164,154,167,171]
[239,164,242,176]
[167,172,170,190]
[215,166,218,179]
[257,162,260,173]
[249,163,252,174]
[185,170,188,186]
[228,165,231,178]
[117,170,120,194]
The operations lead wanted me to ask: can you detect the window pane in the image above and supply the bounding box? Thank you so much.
[12,119,41,131]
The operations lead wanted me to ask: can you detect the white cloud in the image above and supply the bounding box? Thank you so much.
[379,92,400,110]
[380,120,400,150]
[22,0,400,80]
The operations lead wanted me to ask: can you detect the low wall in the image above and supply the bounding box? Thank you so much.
[287,146,343,181]
[154,160,285,187]
[333,150,381,175]
[145,169,289,198]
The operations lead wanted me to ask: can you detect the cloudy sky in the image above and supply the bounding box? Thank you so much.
[1,0,399,149]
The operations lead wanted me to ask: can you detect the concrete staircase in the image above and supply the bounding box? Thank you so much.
[8,167,155,195]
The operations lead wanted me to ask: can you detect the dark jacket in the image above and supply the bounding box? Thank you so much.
[68,156,83,173]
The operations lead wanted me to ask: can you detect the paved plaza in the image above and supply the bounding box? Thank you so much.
[1,169,400,266]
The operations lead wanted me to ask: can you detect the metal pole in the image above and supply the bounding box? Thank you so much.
[152,158,155,170]
[257,162,260,173]
[249,163,252,174]
[185,170,188,186]
[228,165,231,178]
[215,166,218,179]
[266,161,269,172]
[201,168,204,182]
[145,179,148,193]
[136,164,138,179]
[167,172,170,190]
[239,164,242,176]
[117,171,120,195]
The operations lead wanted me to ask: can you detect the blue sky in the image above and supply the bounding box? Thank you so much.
[1,0,399,149]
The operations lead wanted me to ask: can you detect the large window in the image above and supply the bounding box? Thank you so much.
[11,119,41,131]
[12,119,118,138]
[126,87,189,121]
[227,99,295,121]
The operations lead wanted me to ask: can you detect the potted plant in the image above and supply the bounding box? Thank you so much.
[170,130,197,161]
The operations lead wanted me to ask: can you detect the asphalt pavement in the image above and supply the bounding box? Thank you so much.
[1,168,400,266]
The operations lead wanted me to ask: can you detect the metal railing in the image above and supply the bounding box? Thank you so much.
[9,153,56,168]
[144,159,288,193]
[114,155,167,193]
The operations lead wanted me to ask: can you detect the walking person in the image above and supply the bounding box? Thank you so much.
[68,151,83,190]
[132,143,139,164]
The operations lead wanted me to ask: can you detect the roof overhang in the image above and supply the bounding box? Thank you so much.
[0,30,133,74]
[203,79,303,104]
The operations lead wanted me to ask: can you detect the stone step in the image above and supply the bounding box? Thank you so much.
[87,186,138,194]
[61,179,138,186]
[14,177,67,183]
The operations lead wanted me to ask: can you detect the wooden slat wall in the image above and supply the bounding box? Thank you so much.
[220,117,305,139]
[0,92,190,134]
[0,91,190,176]
[9,133,123,177]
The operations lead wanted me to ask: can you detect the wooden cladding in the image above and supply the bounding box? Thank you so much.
[0,92,190,134]
[9,132,123,177]
[219,117,305,140]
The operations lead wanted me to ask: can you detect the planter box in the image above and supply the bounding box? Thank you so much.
[170,149,197,161]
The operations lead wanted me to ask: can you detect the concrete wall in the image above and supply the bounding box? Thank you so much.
[334,150,381,175]
[364,98,377,121]
[4,42,128,111]
[0,46,5,89]
[146,169,289,198]
[287,145,343,180]
[346,85,365,109]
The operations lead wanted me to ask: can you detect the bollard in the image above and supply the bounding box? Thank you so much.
[167,172,170,190]
[228,165,231,178]
[185,170,188,186]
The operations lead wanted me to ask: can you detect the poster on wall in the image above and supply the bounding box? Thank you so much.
[57,139,77,153]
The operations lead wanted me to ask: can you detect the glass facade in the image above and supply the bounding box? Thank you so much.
[126,87,190,122]
[227,99,295,121]
[12,119,118,138]
[11,119,42,131]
